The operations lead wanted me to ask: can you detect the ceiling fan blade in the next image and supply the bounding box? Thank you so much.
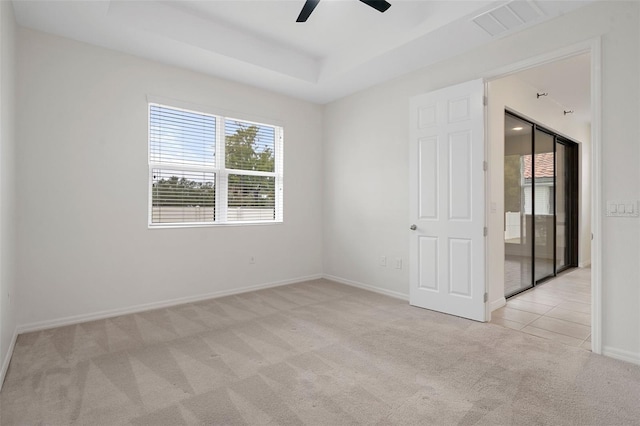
[359,0,391,13]
[297,0,320,22]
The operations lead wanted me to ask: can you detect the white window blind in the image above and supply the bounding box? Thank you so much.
[224,118,278,222]
[151,169,216,224]
[225,119,275,172]
[150,104,216,167]
[148,103,283,227]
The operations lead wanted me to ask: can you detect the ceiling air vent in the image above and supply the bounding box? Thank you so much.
[472,1,543,37]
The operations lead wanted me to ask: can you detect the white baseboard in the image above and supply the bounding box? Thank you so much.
[0,328,18,392]
[490,296,506,312]
[579,261,592,268]
[602,346,640,366]
[17,274,323,334]
[323,274,409,301]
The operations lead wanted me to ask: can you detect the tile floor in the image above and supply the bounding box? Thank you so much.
[491,267,591,350]
[504,255,554,296]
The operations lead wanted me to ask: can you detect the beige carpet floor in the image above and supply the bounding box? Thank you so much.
[2,279,640,425]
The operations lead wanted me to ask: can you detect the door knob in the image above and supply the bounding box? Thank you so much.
[410,224,417,231]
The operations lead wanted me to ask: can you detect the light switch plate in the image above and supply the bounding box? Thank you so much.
[606,200,639,217]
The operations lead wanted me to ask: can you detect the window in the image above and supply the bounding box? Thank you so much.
[148,103,283,227]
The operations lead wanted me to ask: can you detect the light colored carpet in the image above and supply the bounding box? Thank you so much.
[2,279,640,425]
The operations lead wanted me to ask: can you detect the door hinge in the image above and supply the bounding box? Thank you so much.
[484,293,488,303]
[483,95,488,106]
[483,227,488,237]
[483,161,488,171]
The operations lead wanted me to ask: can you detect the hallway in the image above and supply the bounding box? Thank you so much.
[491,267,591,350]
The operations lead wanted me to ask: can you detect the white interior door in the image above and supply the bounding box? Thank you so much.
[409,79,486,322]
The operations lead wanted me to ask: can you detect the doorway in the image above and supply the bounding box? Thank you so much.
[504,111,580,298]
[408,43,600,349]
[485,45,597,351]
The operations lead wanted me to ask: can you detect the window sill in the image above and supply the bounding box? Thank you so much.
[147,221,283,230]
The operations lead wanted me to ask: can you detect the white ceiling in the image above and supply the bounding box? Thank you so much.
[514,53,591,124]
[12,0,594,104]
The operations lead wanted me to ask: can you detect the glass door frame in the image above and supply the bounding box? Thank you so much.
[555,136,580,274]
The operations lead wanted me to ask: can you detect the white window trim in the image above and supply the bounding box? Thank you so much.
[148,102,284,228]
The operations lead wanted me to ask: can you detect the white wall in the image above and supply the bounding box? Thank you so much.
[486,74,591,311]
[16,29,324,329]
[324,1,640,361]
[0,0,17,385]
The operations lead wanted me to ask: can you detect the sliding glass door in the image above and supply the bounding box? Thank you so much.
[504,115,534,296]
[533,129,555,283]
[504,112,579,298]
[555,138,579,272]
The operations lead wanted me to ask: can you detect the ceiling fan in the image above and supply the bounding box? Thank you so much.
[296,0,392,23]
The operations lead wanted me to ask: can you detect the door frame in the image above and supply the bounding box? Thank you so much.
[482,37,602,354]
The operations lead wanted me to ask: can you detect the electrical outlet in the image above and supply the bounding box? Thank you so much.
[395,258,402,269]
[379,256,387,267]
